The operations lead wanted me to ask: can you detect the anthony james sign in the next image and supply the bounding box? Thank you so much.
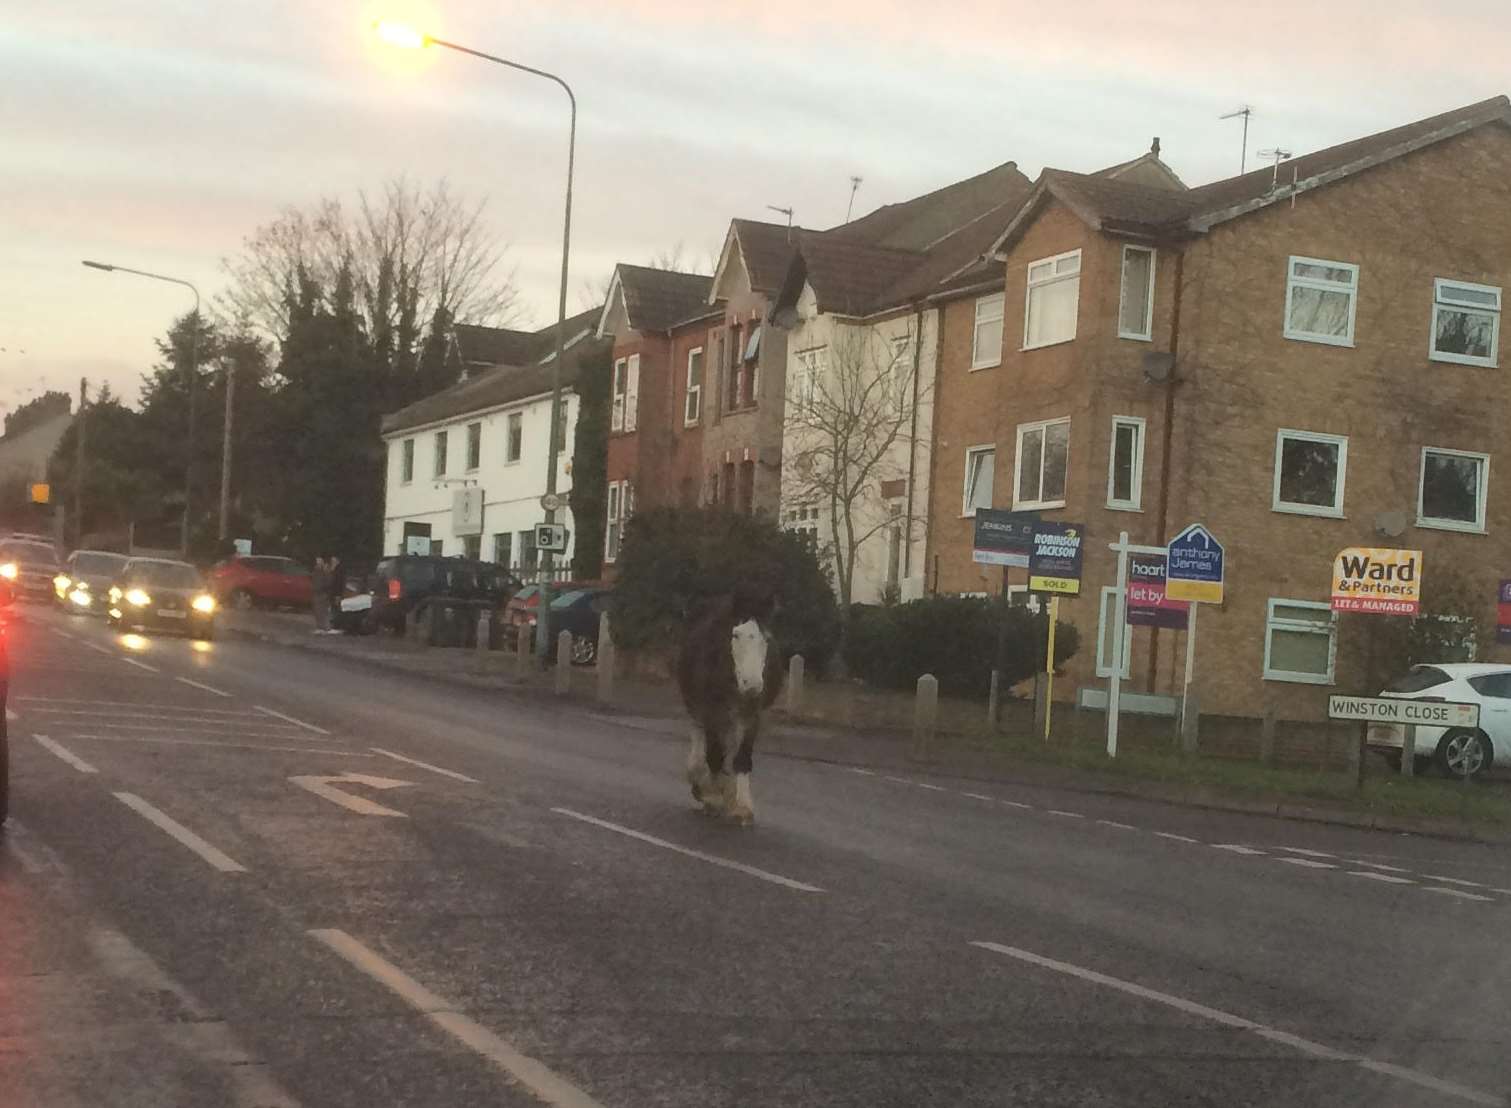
[1331,547,1423,615]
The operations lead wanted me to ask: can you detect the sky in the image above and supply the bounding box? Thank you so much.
[3,0,1506,415]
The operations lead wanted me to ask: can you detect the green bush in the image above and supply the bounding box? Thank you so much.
[845,595,1080,698]
[611,507,840,667]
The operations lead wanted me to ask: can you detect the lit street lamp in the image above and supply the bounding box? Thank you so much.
[81,260,212,554]
[375,21,577,661]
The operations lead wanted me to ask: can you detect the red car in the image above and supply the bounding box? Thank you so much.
[209,555,314,610]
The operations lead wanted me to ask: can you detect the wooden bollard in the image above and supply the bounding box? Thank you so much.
[1401,723,1416,778]
[785,654,805,714]
[1260,706,1277,766]
[555,630,572,695]
[912,673,938,760]
[595,612,615,704]
[515,623,533,678]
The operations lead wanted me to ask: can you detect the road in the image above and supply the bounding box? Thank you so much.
[3,602,1509,1107]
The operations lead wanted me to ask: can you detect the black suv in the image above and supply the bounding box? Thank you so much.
[363,555,517,634]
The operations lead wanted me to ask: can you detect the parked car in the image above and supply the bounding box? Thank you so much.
[1370,663,1511,778]
[54,549,129,615]
[543,587,611,665]
[208,554,313,610]
[1,576,12,825]
[106,558,218,639]
[366,555,517,634]
[503,580,598,633]
[0,538,61,603]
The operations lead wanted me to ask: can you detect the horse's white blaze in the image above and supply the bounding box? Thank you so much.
[730,619,767,696]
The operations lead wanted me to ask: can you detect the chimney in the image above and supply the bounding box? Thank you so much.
[1150,137,1161,158]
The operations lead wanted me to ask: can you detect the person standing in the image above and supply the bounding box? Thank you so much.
[326,555,345,635]
[311,555,332,634]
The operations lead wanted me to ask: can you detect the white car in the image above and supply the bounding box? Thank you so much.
[1370,663,1511,778]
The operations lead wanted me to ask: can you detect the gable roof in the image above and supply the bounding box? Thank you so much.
[600,264,716,335]
[453,305,602,368]
[988,95,1511,260]
[729,218,801,295]
[1095,148,1188,191]
[828,161,1032,251]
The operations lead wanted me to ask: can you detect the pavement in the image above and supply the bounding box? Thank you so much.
[4,601,1510,1106]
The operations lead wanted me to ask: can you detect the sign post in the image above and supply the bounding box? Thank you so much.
[1028,522,1084,741]
[974,510,1039,730]
[1165,524,1225,753]
[1106,532,1131,757]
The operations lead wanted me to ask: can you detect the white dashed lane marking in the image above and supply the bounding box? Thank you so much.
[1349,871,1416,885]
[371,747,479,783]
[113,793,246,874]
[252,705,330,735]
[1423,875,1487,889]
[1424,887,1494,903]
[175,676,231,698]
[1047,809,1085,819]
[1096,819,1136,830]
[1277,857,1337,870]
[1154,831,1200,844]
[1278,847,1334,858]
[33,734,98,774]
[1211,844,1267,856]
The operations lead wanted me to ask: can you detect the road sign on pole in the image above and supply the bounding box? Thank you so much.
[1165,524,1224,604]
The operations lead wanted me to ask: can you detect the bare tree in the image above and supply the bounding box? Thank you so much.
[220,178,521,344]
[783,325,929,622]
[576,241,719,312]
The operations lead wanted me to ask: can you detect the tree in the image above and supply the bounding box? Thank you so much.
[569,346,611,580]
[3,390,70,438]
[782,325,929,631]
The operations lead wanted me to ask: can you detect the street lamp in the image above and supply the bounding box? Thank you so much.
[82,259,208,555]
[375,21,577,661]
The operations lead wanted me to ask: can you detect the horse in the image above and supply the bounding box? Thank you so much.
[676,590,785,823]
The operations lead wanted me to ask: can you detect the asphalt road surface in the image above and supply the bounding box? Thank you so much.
[3,602,1509,1107]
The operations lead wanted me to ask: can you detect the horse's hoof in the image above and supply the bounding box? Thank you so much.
[725,805,754,825]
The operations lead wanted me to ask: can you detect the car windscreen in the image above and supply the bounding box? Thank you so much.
[1,541,59,568]
[550,590,587,609]
[74,552,128,575]
[246,556,308,575]
[128,562,204,589]
[398,561,441,590]
[1384,666,1453,693]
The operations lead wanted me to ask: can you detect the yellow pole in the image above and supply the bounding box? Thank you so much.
[1043,595,1058,741]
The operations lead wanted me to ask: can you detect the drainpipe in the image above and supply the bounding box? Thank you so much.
[903,302,925,580]
[923,300,948,595]
[1148,246,1186,691]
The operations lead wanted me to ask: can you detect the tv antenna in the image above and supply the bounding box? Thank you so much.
[1258,146,1292,189]
[1220,105,1253,174]
[845,175,863,223]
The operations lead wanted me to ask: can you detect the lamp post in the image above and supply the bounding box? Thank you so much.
[375,21,576,661]
[82,260,204,555]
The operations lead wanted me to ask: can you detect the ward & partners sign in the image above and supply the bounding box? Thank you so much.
[1330,547,1422,615]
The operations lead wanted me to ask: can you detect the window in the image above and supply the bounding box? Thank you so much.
[605,480,634,561]
[783,503,820,547]
[492,532,512,567]
[466,422,481,470]
[1418,447,1488,532]
[1096,587,1132,678]
[612,358,627,431]
[433,430,448,478]
[625,354,640,430]
[1468,673,1511,698]
[554,400,569,454]
[726,325,743,412]
[962,446,995,516]
[1118,246,1155,341]
[1264,600,1337,684]
[518,529,538,570]
[685,347,704,425]
[506,412,523,463]
[401,439,414,484]
[971,293,1004,369]
[1014,418,1070,510]
[793,346,825,408]
[462,535,481,560]
[1284,256,1358,346]
[430,539,444,556]
[743,326,762,406]
[1107,416,1144,510]
[1430,279,1500,367]
[1273,429,1347,517]
[1024,249,1081,350]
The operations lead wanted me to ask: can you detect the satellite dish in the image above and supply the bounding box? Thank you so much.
[1142,352,1175,383]
[1374,510,1407,538]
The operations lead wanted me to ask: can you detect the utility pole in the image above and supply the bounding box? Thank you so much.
[72,377,88,548]
[219,355,235,543]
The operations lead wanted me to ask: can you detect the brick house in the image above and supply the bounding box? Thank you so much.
[925,96,1511,721]
[595,264,722,568]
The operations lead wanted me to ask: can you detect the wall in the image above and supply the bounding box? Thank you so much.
[381,391,578,564]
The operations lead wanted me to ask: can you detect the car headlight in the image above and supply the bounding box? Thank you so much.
[0,563,16,580]
[108,586,122,602]
[125,588,152,608]
[54,574,72,595]
[192,594,216,614]
[69,589,92,608]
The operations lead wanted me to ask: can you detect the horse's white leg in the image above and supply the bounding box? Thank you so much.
[730,771,754,824]
[725,708,757,824]
[686,724,712,806]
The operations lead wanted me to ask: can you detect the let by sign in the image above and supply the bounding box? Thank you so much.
[1331,547,1422,615]
[1328,695,1479,729]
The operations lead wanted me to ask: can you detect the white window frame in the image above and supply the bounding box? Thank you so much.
[465,422,482,472]
[611,357,627,432]
[793,346,826,408]
[1263,599,1337,685]
[1106,416,1145,511]
[1283,255,1359,347]
[605,480,628,563]
[1117,245,1156,342]
[684,346,704,426]
[971,293,1005,370]
[1417,446,1489,533]
[1095,586,1132,679]
[433,430,448,478]
[1429,278,1501,368]
[400,439,414,485]
[624,353,640,432]
[1272,428,1348,518]
[1013,417,1070,511]
[961,444,995,517]
[1023,249,1082,352]
[505,411,523,464]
